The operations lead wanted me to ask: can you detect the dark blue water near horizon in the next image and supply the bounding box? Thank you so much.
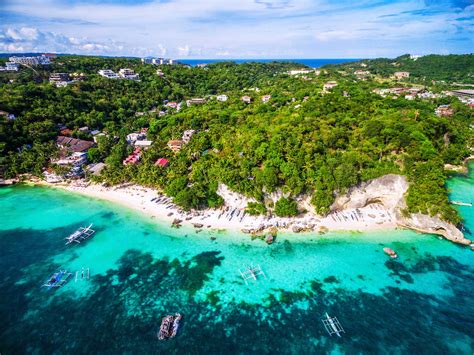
[178,58,360,68]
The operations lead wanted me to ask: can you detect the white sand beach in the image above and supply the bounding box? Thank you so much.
[42,180,399,235]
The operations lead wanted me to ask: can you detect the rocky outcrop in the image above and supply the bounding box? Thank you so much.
[331,174,409,212]
[332,173,471,246]
[397,212,471,246]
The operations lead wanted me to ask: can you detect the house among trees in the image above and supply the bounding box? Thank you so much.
[241,95,252,103]
[123,148,141,165]
[0,110,16,120]
[394,71,410,79]
[49,73,71,86]
[56,136,94,153]
[261,95,271,103]
[182,129,196,143]
[118,68,139,80]
[167,139,184,152]
[186,98,206,106]
[435,105,454,117]
[155,158,169,168]
[216,94,228,102]
[98,69,120,79]
[323,81,338,91]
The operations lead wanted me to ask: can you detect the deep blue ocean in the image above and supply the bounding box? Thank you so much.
[178,58,359,68]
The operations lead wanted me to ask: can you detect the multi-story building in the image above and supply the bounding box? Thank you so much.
[9,55,51,66]
[5,62,19,71]
[323,81,338,91]
[49,73,71,83]
[98,69,120,79]
[118,68,139,80]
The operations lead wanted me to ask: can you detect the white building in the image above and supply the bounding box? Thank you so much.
[5,62,19,71]
[216,94,228,102]
[134,140,153,148]
[9,55,50,66]
[126,132,146,144]
[261,95,271,103]
[118,68,139,80]
[182,129,196,144]
[323,81,338,91]
[98,69,120,79]
[288,69,314,75]
[142,57,175,65]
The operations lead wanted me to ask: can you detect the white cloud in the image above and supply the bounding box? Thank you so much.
[0,0,472,58]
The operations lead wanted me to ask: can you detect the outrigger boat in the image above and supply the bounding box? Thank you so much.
[65,224,95,245]
[157,313,182,340]
[322,313,345,337]
[42,270,72,289]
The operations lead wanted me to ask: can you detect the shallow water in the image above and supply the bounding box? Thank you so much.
[0,166,473,354]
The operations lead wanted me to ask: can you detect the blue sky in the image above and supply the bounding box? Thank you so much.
[0,0,473,58]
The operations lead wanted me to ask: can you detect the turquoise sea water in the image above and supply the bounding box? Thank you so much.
[0,165,473,353]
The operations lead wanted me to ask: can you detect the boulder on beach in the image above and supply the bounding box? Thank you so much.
[265,234,275,244]
[193,223,203,228]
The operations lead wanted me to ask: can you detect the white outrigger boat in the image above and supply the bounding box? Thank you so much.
[322,313,345,337]
[42,270,72,289]
[65,224,95,245]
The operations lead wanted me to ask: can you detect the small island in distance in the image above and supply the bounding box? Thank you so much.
[0,53,473,246]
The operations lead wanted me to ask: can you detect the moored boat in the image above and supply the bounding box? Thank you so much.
[158,313,182,340]
[383,247,398,258]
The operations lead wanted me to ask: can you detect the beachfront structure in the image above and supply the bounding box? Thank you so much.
[435,105,454,117]
[118,68,139,80]
[323,81,338,91]
[155,158,169,168]
[88,162,106,176]
[167,139,183,153]
[216,94,228,102]
[134,140,153,148]
[186,98,206,106]
[241,95,252,103]
[55,152,88,166]
[123,147,142,165]
[57,136,94,153]
[394,71,410,79]
[98,69,120,79]
[182,129,196,143]
[261,95,271,103]
[9,55,51,66]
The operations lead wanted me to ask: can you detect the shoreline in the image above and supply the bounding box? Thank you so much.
[29,179,401,236]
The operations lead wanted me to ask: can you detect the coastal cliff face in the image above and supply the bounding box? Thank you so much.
[331,174,472,246]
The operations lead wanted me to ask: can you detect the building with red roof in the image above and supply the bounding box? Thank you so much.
[155,158,169,167]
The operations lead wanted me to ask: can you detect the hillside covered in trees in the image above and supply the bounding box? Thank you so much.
[0,54,473,225]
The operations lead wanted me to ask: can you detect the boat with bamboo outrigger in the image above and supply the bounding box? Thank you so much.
[322,313,345,337]
[42,270,72,289]
[157,313,182,340]
[65,224,95,245]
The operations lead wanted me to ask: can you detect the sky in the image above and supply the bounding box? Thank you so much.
[0,0,473,59]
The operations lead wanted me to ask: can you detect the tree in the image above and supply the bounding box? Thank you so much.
[274,197,298,217]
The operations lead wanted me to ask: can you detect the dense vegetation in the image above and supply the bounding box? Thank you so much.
[0,54,472,225]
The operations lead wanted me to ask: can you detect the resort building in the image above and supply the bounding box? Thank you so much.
[435,105,454,117]
[167,139,184,153]
[261,95,271,103]
[56,136,94,153]
[55,152,88,166]
[142,58,175,65]
[155,158,169,168]
[9,55,51,66]
[78,126,90,133]
[186,98,206,106]
[118,68,139,80]
[98,69,120,79]
[216,94,228,102]
[241,96,252,103]
[182,129,196,143]
[394,71,410,79]
[323,81,338,91]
